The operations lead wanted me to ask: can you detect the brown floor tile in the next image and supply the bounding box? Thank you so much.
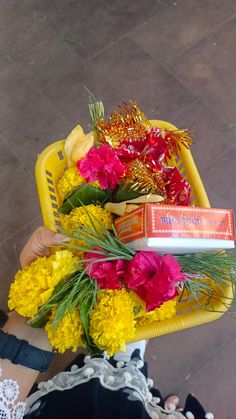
[0,163,40,243]
[129,0,235,64]
[157,0,184,8]
[168,34,236,123]
[179,336,236,417]
[0,91,70,172]
[0,134,18,174]
[44,37,196,126]
[4,33,82,91]
[0,216,42,310]
[1,215,42,272]
[0,0,45,27]
[34,0,161,60]
[200,146,236,211]
[145,311,236,400]
[0,60,35,114]
[0,10,53,60]
[210,17,236,59]
[43,76,93,132]
[0,248,16,310]
[173,102,235,172]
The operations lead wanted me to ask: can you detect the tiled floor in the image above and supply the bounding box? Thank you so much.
[1,0,236,416]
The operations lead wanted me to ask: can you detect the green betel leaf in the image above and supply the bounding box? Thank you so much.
[59,184,108,214]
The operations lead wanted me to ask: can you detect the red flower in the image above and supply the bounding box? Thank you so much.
[77,145,125,190]
[124,251,186,311]
[85,249,126,289]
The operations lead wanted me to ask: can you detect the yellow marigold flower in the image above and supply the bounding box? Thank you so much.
[8,250,79,318]
[136,300,177,326]
[61,204,113,235]
[129,290,176,325]
[57,167,85,202]
[129,290,146,317]
[45,309,84,353]
[89,290,135,356]
[57,166,100,202]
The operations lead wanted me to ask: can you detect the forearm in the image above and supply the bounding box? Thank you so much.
[1,311,52,401]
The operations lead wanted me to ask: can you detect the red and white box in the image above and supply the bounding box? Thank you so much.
[114,204,235,253]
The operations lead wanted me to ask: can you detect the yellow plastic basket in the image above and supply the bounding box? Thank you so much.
[35,120,233,341]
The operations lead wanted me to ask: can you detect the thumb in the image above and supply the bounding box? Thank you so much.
[19,227,69,269]
[37,228,69,249]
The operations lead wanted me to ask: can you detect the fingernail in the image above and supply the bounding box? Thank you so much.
[55,233,70,243]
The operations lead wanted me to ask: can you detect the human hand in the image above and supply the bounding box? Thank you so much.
[7,227,68,350]
[19,226,69,269]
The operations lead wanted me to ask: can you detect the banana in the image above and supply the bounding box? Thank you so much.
[64,125,97,166]
[64,125,85,167]
[71,131,97,162]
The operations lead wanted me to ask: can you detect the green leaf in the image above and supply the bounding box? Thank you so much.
[59,184,108,214]
[28,273,81,328]
[80,299,92,339]
[79,286,102,356]
[114,185,144,203]
[27,308,51,328]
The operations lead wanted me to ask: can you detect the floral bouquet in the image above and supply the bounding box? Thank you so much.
[8,100,236,356]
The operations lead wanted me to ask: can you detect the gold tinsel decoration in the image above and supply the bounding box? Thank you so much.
[96,100,152,148]
[122,159,166,195]
[165,129,192,158]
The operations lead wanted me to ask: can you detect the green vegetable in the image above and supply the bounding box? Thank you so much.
[59,184,108,214]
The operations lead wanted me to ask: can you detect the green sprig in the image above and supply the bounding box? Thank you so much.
[60,206,135,262]
[176,252,236,285]
[89,101,105,127]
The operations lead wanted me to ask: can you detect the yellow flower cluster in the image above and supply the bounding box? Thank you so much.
[132,293,176,326]
[45,309,84,353]
[149,300,176,322]
[57,166,100,203]
[57,167,86,202]
[61,204,113,235]
[8,250,79,318]
[89,290,135,356]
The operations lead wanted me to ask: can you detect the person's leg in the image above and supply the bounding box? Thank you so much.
[114,340,147,363]
[115,342,184,413]
[183,394,211,419]
[164,395,183,412]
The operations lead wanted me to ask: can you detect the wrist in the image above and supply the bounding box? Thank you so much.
[5,311,52,352]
